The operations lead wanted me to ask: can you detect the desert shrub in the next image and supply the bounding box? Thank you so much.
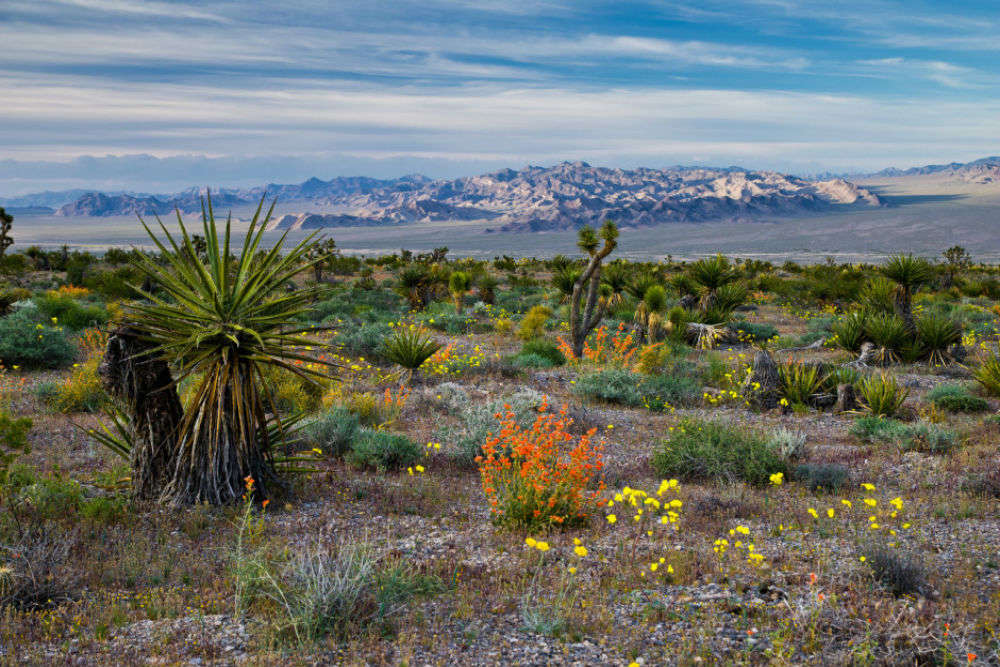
[33,292,108,330]
[335,322,391,359]
[926,383,988,413]
[511,353,556,369]
[858,373,908,417]
[518,339,566,367]
[0,312,76,369]
[778,362,826,406]
[339,389,408,429]
[652,419,788,486]
[380,326,441,370]
[477,403,605,531]
[346,429,421,471]
[730,320,778,343]
[830,312,867,353]
[860,543,928,597]
[437,389,545,464]
[793,463,849,493]
[574,368,699,409]
[0,527,80,610]
[0,287,30,315]
[266,371,328,414]
[517,305,552,340]
[0,410,32,493]
[767,427,806,460]
[46,357,109,413]
[850,416,957,454]
[973,351,1000,397]
[303,407,360,458]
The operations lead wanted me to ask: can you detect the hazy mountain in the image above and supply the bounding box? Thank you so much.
[869,156,1000,183]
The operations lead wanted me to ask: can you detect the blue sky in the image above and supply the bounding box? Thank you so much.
[2,0,1000,194]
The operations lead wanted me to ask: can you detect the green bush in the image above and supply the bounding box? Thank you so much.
[33,293,108,330]
[575,368,699,409]
[0,409,32,489]
[303,407,361,458]
[652,419,788,486]
[830,312,867,353]
[335,322,391,359]
[518,339,565,367]
[915,315,961,364]
[0,312,76,369]
[435,388,544,465]
[380,327,441,370]
[347,429,421,471]
[926,383,988,413]
[511,352,557,369]
[44,358,109,413]
[778,361,825,406]
[850,416,957,454]
[730,320,778,343]
[793,463,849,493]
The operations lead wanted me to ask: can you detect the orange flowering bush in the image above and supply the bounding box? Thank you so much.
[476,400,605,531]
[558,322,636,366]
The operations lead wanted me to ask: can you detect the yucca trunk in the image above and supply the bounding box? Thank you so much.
[160,358,278,505]
[893,286,915,336]
[99,326,184,500]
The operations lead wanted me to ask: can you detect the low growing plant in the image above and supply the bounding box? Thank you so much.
[858,373,909,417]
[347,429,421,472]
[926,383,988,413]
[652,419,788,486]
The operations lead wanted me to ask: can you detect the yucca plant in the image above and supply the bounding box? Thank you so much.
[858,373,909,417]
[830,311,867,353]
[779,361,826,406]
[395,265,432,311]
[881,254,933,333]
[688,254,738,294]
[915,315,962,365]
[123,197,335,505]
[634,284,668,342]
[863,313,909,363]
[824,366,861,392]
[974,351,1000,397]
[858,276,896,314]
[448,271,470,314]
[381,326,441,370]
[552,267,581,300]
[626,272,662,300]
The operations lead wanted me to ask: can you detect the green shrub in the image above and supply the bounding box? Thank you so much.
[517,305,552,340]
[858,276,896,314]
[0,409,32,490]
[823,366,861,392]
[863,313,908,359]
[518,339,566,367]
[380,327,441,370]
[850,416,957,454]
[303,407,360,458]
[0,312,76,369]
[926,383,988,413]
[793,463,849,493]
[347,429,421,471]
[335,322,391,358]
[511,352,556,369]
[731,320,778,343]
[33,293,108,330]
[858,373,908,417]
[575,368,699,409]
[435,388,545,464]
[652,419,788,486]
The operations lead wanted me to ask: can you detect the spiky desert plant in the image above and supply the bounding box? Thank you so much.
[448,271,470,314]
[568,221,618,358]
[778,361,826,407]
[381,326,441,370]
[634,284,668,342]
[476,273,498,305]
[863,313,909,363]
[625,272,661,300]
[830,311,868,353]
[881,254,933,333]
[551,267,581,300]
[915,315,961,365]
[124,198,335,505]
[858,373,909,417]
[688,254,738,295]
[600,261,630,309]
[973,351,1000,397]
[395,264,432,311]
[858,276,896,314]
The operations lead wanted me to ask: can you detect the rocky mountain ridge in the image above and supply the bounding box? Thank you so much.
[48,162,882,228]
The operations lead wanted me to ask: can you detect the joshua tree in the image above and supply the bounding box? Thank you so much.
[634,284,668,342]
[476,273,498,305]
[942,245,971,287]
[395,264,432,311]
[107,198,335,505]
[308,238,338,283]
[881,254,933,335]
[568,220,618,358]
[448,270,470,313]
[0,207,13,259]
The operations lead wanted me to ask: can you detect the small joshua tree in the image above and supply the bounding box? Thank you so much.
[569,220,618,358]
[942,245,971,288]
[881,254,933,335]
[0,207,13,259]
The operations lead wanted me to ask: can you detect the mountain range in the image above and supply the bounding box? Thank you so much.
[4,155,997,230]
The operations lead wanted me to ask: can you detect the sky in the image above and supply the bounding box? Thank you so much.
[2,0,1000,195]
